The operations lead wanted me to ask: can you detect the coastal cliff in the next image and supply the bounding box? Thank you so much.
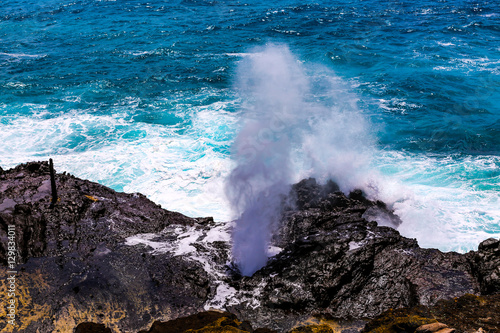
[0,161,498,332]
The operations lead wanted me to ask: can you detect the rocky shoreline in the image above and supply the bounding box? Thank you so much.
[0,161,498,333]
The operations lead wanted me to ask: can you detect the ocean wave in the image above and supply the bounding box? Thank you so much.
[0,52,46,59]
[0,101,237,220]
[373,151,500,252]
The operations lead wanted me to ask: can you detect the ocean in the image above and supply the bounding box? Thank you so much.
[0,0,498,253]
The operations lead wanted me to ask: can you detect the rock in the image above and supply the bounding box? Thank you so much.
[1,162,499,333]
[0,162,212,332]
[363,293,500,333]
[434,329,455,333]
[74,322,112,333]
[139,311,252,333]
[228,181,481,331]
[416,322,448,332]
[142,312,341,333]
[362,314,436,333]
[469,238,500,295]
[288,324,334,333]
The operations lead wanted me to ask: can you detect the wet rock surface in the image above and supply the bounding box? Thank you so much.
[0,163,498,333]
[225,179,486,329]
[227,178,487,331]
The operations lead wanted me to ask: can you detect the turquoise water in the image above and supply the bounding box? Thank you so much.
[1,0,499,252]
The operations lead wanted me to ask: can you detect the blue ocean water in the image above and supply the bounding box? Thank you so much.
[0,0,498,252]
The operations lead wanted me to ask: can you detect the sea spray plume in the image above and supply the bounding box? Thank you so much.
[226,44,380,275]
[300,87,375,193]
[226,44,309,276]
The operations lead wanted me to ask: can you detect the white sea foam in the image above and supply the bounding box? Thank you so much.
[349,241,362,251]
[0,52,46,58]
[371,151,500,252]
[268,245,283,257]
[125,233,175,253]
[437,41,455,47]
[205,284,239,309]
[124,221,240,310]
[224,53,254,57]
[419,9,433,15]
[432,56,500,74]
[433,66,454,71]
[0,102,236,221]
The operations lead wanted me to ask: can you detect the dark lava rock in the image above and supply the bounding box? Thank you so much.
[289,325,335,333]
[74,322,112,333]
[0,162,498,333]
[469,238,500,295]
[227,179,489,331]
[139,310,253,333]
[137,310,340,333]
[362,293,500,333]
[0,161,212,332]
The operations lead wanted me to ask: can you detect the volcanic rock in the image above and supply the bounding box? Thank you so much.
[468,238,500,295]
[226,179,482,331]
[416,323,449,333]
[138,311,253,333]
[74,322,113,333]
[0,161,213,332]
[362,293,500,333]
[0,163,498,333]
